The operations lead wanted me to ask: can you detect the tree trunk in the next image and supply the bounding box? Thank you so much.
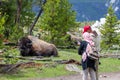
[15,0,22,27]
[29,0,46,35]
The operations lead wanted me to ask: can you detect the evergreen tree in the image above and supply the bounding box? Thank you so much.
[100,5,119,49]
[0,0,35,41]
[39,0,76,46]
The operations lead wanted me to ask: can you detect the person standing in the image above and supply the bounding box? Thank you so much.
[91,30,100,80]
[78,25,98,80]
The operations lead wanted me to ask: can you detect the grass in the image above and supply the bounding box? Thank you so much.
[0,65,75,80]
[0,48,120,80]
[99,58,120,72]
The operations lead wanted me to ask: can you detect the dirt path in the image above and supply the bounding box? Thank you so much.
[99,72,120,80]
[28,72,120,80]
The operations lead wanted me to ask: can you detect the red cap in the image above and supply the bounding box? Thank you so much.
[83,25,91,33]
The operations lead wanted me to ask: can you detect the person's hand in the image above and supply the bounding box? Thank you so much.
[92,30,98,37]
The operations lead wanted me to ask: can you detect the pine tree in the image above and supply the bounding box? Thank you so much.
[39,0,76,46]
[0,0,35,41]
[100,5,119,49]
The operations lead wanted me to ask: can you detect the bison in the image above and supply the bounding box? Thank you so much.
[18,35,58,57]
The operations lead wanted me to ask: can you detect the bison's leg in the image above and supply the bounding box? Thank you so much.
[30,50,44,56]
[20,51,28,56]
[20,47,30,56]
[40,51,51,57]
[50,45,58,57]
[41,48,58,57]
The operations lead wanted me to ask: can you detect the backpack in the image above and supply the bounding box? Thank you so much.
[78,41,88,55]
[78,41,99,60]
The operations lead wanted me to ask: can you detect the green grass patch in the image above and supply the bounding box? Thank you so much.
[0,49,120,80]
[57,49,80,60]
[0,65,75,80]
[99,58,120,72]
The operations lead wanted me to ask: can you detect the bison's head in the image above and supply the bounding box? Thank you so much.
[18,37,32,56]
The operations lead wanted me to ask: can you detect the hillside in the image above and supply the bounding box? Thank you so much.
[69,0,120,21]
[32,0,120,22]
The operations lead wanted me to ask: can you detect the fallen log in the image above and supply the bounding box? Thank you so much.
[0,62,44,73]
[0,62,23,73]
[18,62,44,68]
[0,55,52,61]
[54,59,81,65]
[100,54,120,59]
[3,42,16,46]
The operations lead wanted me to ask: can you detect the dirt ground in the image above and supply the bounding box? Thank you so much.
[28,72,120,80]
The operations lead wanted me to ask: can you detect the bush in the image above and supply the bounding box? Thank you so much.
[3,49,19,64]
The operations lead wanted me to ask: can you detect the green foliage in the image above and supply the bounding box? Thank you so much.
[3,49,19,64]
[0,15,6,44]
[0,15,6,33]
[100,5,119,49]
[0,0,35,41]
[9,26,24,42]
[39,0,76,46]
[116,33,120,46]
[20,0,35,27]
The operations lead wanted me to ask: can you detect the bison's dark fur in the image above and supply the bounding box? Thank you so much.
[18,35,58,57]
